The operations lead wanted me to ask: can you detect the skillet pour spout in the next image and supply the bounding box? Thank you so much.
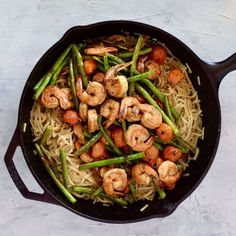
[4,21,236,223]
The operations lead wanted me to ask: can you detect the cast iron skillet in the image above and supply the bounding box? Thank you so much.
[4,21,236,223]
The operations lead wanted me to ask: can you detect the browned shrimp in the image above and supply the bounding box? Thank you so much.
[119,96,141,122]
[83,60,97,75]
[143,145,159,168]
[63,110,80,125]
[88,109,99,133]
[41,85,73,109]
[149,44,167,65]
[111,127,127,148]
[76,77,106,106]
[162,145,182,162]
[80,152,94,163]
[84,46,118,56]
[155,123,173,142]
[103,168,127,196]
[138,104,162,129]
[158,160,181,190]
[108,35,126,42]
[137,55,148,73]
[125,124,155,152]
[132,163,162,186]
[73,123,86,144]
[104,63,131,98]
[91,142,107,160]
[93,72,105,83]
[79,103,88,122]
[144,60,160,80]
[100,99,120,128]
[167,68,185,85]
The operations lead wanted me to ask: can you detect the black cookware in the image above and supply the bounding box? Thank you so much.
[4,21,236,223]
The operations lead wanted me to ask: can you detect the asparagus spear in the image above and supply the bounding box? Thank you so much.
[40,125,52,146]
[33,44,72,100]
[34,144,76,204]
[59,149,69,188]
[79,152,144,170]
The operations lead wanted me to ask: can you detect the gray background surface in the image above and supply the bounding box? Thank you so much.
[1,0,236,235]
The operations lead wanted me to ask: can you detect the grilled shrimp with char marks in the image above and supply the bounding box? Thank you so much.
[104,63,131,98]
[125,124,155,152]
[76,77,106,106]
[100,99,120,128]
[103,168,127,197]
[41,85,73,109]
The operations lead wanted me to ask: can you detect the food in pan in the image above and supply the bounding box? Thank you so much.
[30,33,203,207]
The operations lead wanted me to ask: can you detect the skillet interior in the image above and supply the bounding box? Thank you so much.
[18,21,221,222]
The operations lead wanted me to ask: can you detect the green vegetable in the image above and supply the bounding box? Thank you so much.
[83,130,93,139]
[73,186,95,194]
[50,56,69,86]
[74,131,102,157]
[129,34,143,95]
[135,83,179,134]
[153,142,164,151]
[59,149,69,188]
[69,58,79,110]
[34,144,76,204]
[33,76,44,91]
[164,96,174,123]
[98,115,123,156]
[40,125,52,146]
[33,44,72,100]
[72,44,88,88]
[92,186,103,196]
[122,120,127,133]
[99,193,128,207]
[103,53,109,71]
[79,152,144,170]
[127,71,152,83]
[118,48,152,58]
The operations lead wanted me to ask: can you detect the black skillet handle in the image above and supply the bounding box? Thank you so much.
[204,53,236,91]
[4,127,58,205]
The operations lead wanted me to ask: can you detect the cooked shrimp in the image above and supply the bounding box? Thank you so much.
[41,85,73,109]
[138,104,162,129]
[119,96,141,122]
[84,46,118,56]
[100,99,120,128]
[87,109,99,133]
[93,72,105,83]
[168,68,185,85]
[63,110,80,125]
[103,168,127,196]
[143,145,159,168]
[104,63,131,98]
[91,142,107,160]
[108,35,126,42]
[144,60,160,80]
[76,78,106,106]
[111,127,126,148]
[137,55,148,73]
[149,44,167,65]
[132,163,162,186]
[80,152,94,163]
[125,124,155,152]
[83,59,97,75]
[73,123,86,145]
[162,145,182,162]
[158,160,181,190]
[74,140,81,150]
[79,103,88,122]
[156,123,173,142]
